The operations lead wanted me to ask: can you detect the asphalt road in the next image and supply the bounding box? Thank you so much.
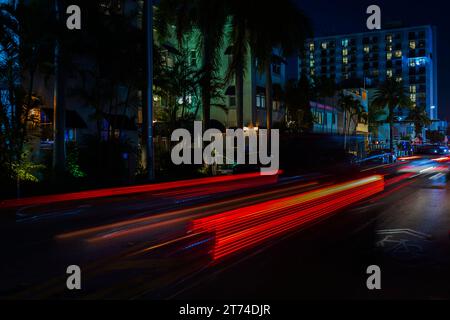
[174,173,450,300]
[1,159,449,299]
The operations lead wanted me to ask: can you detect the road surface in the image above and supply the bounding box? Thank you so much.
[1,158,449,299]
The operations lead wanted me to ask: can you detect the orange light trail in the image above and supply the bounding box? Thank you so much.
[433,156,450,163]
[189,175,385,261]
[398,156,421,161]
[56,180,317,242]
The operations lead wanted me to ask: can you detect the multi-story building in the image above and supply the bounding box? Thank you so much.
[159,29,287,129]
[294,25,439,124]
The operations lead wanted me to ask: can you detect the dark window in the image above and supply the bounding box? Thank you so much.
[99,0,123,14]
[272,62,281,75]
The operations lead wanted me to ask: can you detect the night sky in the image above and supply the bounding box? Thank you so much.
[297,0,450,120]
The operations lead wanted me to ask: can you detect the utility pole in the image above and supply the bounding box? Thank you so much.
[143,0,155,181]
[53,0,66,175]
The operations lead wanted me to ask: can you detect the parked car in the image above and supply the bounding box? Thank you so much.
[415,145,450,156]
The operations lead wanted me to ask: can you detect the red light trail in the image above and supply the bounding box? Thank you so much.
[57,180,318,242]
[189,175,385,261]
[1,171,281,209]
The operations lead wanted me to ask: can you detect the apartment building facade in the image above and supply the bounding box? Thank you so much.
[159,29,288,129]
[296,25,438,123]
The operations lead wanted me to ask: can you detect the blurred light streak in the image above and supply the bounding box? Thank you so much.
[420,166,434,174]
[429,173,445,180]
[385,173,415,186]
[1,171,282,209]
[433,157,450,163]
[398,156,421,161]
[57,181,318,241]
[369,179,415,203]
[360,163,397,172]
[152,175,279,200]
[189,175,384,261]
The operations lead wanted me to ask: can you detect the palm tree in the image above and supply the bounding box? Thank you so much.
[143,0,154,180]
[225,1,253,128]
[407,105,431,139]
[368,101,386,140]
[315,76,337,133]
[338,93,361,149]
[284,74,315,133]
[156,0,228,128]
[53,0,66,175]
[154,47,201,131]
[1,2,54,163]
[371,79,413,153]
[246,0,311,131]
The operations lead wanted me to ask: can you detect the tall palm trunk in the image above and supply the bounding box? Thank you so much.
[201,72,211,128]
[143,0,154,181]
[201,38,212,129]
[235,60,244,128]
[343,108,349,149]
[264,58,273,131]
[53,0,66,174]
[389,104,395,154]
[250,55,257,127]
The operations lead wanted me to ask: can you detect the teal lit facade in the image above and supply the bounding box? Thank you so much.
[296,25,439,122]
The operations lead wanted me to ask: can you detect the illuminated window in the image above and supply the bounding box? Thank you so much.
[386,52,392,60]
[396,77,402,83]
[310,60,315,68]
[386,69,393,78]
[342,48,348,56]
[386,35,393,43]
[256,94,265,109]
[387,45,393,52]
[409,57,427,67]
[364,45,370,53]
[409,41,416,49]
[343,57,348,64]
[410,85,416,93]
[342,39,349,47]
[313,111,325,125]
[394,50,402,58]
[410,94,416,102]
[321,42,328,49]
[273,100,281,111]
[309,43,315,51]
